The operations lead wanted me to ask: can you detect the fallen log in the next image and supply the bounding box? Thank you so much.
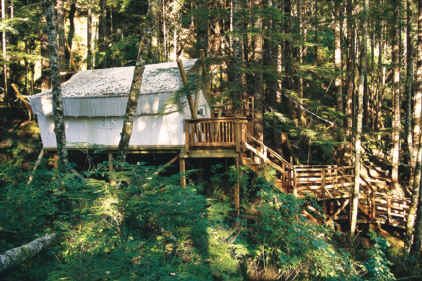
[0,233,56,272]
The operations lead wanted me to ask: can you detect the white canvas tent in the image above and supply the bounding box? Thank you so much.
[30,59,210,149]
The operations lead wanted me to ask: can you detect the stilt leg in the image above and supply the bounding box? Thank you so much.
[235,156,240,216]
[108,152,115,185]
[179,157,186,187]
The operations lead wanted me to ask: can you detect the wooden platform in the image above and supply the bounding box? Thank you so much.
[43,116,411,229]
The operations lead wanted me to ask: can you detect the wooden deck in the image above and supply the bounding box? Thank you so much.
[241,133,410,229]
[45,116,411,229]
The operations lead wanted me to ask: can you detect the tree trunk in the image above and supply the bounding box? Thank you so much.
[56,0,65,69]
[314,0,318,64]
[351,0,367,237]
[392,0,401,189]
[408,0,418,191]
[150,0,161,61]
[334,0,343,115]
[253,0,264,145]
[228,0,243,113]
[0,233,56,272]
[345,0,355,165]
[409,0,422,255]
[298,0,305,126]
[195,0,208,55]
[45,0,68,171]
[283,0,294,119]
[87,1,93,70]
[118,11,152,161]
[66,0,76,70]
[162,1,168,61]
[2,0,8,105]
[375,4,385,132]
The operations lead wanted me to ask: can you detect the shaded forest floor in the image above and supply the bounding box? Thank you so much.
[0,114,421,281]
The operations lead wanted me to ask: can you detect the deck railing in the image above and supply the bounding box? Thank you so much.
[184,117,248,151]
[293,165,354,199]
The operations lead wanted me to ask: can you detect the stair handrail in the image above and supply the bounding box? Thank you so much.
[245,134,292,168]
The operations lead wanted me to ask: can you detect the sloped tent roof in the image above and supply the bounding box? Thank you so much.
[30,59,200,117]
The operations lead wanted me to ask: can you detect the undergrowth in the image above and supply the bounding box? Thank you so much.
[0,158,409,280]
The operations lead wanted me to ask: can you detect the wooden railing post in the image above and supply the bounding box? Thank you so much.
[179,156,186,187]
[235,120,240,153]
[371,191,376,221]
[292,167,297,197]
[185,120,190,152]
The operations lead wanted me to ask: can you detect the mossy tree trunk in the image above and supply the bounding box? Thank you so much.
[118,9,152,161]
[350,0,367,237]
[45,0,68,171]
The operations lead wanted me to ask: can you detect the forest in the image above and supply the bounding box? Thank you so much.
[1,0,422,280]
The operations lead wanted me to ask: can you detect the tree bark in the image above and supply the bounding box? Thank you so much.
[45,0,68,171]
[56,0,65,69]
[2,0,8,105]
[253,0,264,145]
[0,233,56,272]
[118,10,151,161]
[87,1,93,70]
[66,0,76,70]
[298,0,305,126]
[334,0,343,115]
[195,0,208,55]
[408,0,418,191]
[228,0,243,113]
[345,0,355,165]
[392,0,401,189]
[410,0,422,255]
[351,0,367,237]
[176,58,198,120]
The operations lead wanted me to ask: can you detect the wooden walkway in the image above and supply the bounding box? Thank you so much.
[183,117,410,229]
[242,134,411,229]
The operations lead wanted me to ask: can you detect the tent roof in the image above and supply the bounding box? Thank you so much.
[34,59,198,98]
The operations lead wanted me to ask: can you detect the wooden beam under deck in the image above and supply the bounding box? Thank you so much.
[44,145,184,154]
[180,149,238,159]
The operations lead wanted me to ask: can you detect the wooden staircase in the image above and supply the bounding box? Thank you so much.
[241,133,411,229]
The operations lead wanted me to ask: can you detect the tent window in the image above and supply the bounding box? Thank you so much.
[197,106,205,116]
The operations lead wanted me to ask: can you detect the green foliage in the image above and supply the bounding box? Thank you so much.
[364,232,396,281]
[0,159,404,281]
[245,184,364,280]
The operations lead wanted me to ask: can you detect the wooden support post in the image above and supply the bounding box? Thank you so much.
[235,121,240,153]
[179,156,186,187]
[371,192,376,221]
[52,153,58,169]
[322,168,327,214]
[292,167,297,197]
[185,120,190,152]
[108,151,113,172]
[108,151,116,185]
[235,155,240,217]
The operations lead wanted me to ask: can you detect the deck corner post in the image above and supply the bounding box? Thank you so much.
[179,156,186,187]
[235,120,240,153]
[235,155,241,217]
[108,151,113,171]
[185,120,190,153]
